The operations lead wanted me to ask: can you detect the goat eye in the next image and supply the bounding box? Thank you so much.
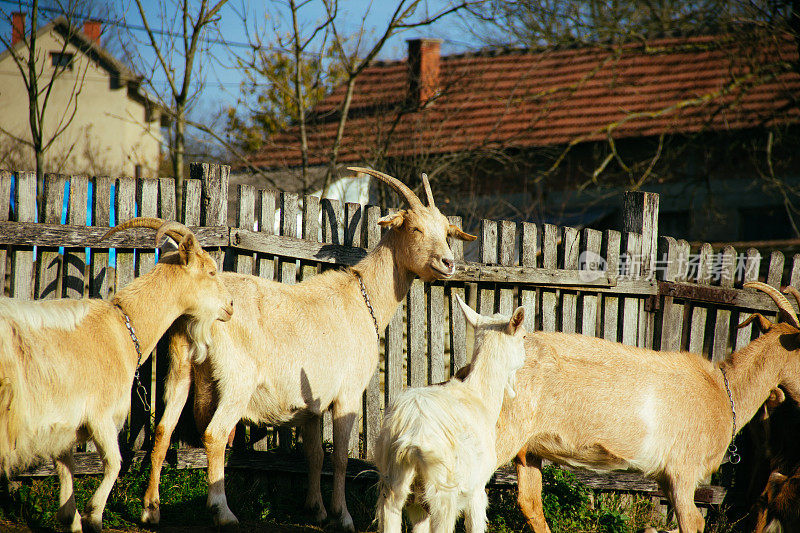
[414,227,423,234]
[209,271,216,277]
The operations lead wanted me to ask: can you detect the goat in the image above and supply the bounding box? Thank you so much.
[455,281,800,533]
[0,218,233,533]
[375,297,525,533]
[140,168,477,531]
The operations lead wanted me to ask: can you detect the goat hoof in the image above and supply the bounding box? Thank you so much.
[140,502,160,524]
[212,509,240,529]
[304,503,328,525]
[82,516,103,533]
[324,513,355,533]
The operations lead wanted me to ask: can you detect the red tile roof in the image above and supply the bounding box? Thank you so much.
[246,34,800,170]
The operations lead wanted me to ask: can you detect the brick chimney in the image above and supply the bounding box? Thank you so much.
[407,38,442,107]
[11,12,25,45]
[83,19,101,45]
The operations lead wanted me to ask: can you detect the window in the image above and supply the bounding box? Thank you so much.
[50,52,74,70]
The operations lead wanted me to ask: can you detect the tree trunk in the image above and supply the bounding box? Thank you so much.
[174,106,185,221]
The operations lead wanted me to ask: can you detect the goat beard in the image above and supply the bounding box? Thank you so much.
[185,316,216,364]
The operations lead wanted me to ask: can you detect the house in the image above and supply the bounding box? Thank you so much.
[0,13,165,178]
[239,33,800,244]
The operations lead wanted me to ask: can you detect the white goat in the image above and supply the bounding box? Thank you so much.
[141,168,477,531]
[462,281,800,533]
[375,297,525,533]
[0,218,233,533]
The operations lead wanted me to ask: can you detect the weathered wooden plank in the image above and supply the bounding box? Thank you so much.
[561,226,580,334]
[711,246,736,362]
[580,228,601,336]
[235,184,256,276]
[301,195,321,282]
[0,171,12,295]
[279,193,299,285]
[0,222,228,249]
[407,279,426,388]
[624,192,659,348]
[734,248,761,351]
[257,189,277,280]
[541,224,560,332]
[688,243,713,355]
[193,163,228,268]
[428,282,445,384]
[621,232,642,346]
[478,220,498,316]
[520,222,539,333]
[321,198,343,245]
[362,204,382,461]
[602,230,621,341]
[182,179,202,226]
[766,251,785,288]
[11,171,36,299]
[790,253,800,288]
[158,178,177,221]
[497,220,516,316]
[134,178,158,279]
[90,177,114,299]
[447,216,467,374]
[114,178,136,291]
[658,237,682,352]
[36,174,65,300]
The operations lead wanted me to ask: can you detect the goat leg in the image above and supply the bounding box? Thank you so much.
[330,403,357,532]
[515,450,552,533]
[55,450,81,533]
[83,419,122,533]
[300,415,327,524]
[142,330,193,525]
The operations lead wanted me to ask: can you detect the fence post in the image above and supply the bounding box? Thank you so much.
[623,191,659,348]
[192,162,229,268]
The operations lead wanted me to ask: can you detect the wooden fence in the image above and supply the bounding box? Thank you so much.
[1,163,797,483]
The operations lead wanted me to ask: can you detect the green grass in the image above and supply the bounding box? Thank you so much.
[0,462,742,532]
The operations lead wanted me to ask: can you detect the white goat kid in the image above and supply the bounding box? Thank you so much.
[376,297,526,533]
[141,168,477,531]
[484,281,800,533]
[0,218,233,533]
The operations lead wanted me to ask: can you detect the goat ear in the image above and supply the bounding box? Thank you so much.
[177,233,200,265]
[449,225,477,241]
[455,294,480,327]
[378,211,405,229]
[766,388,786,410]
[454,363,471,381]
[738,313,773,332]
[507,306,525,335]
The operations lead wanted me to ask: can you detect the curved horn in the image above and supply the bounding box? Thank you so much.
[155,221,193,248]
[744,281,800,328]
[102,217,165,241]
[782,286,800,313]
[347,167,423,210]
[421,173,436,209]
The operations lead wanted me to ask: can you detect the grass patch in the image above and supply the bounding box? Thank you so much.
[0,462,743,532]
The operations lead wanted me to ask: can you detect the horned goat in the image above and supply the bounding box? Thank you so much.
[0,218,233,533]
[376,297,525,533]
[455,280,800,533]
[141,168,477,531]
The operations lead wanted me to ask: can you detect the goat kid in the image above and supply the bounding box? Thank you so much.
[141,168,476,531]
[464,281,800,533]
[0,218,233,533]
[376,297,525,533]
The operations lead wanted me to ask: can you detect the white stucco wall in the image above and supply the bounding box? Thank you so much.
[0,27,162,177]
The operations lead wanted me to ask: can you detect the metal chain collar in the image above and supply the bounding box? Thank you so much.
[355,271,380,339]
[115,302,151,413]
[719,366,740,464]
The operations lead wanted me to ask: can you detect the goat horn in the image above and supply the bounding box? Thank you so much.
[782,286,800,314]
[744,281,800,328]
[155,221,194,248]
[347,167,423,210]
[421,173,436,209]
[102,217,195,249]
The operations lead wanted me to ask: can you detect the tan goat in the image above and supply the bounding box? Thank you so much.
[0,218,233,533]
[462,281,800,533]
[141,168,476,531]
